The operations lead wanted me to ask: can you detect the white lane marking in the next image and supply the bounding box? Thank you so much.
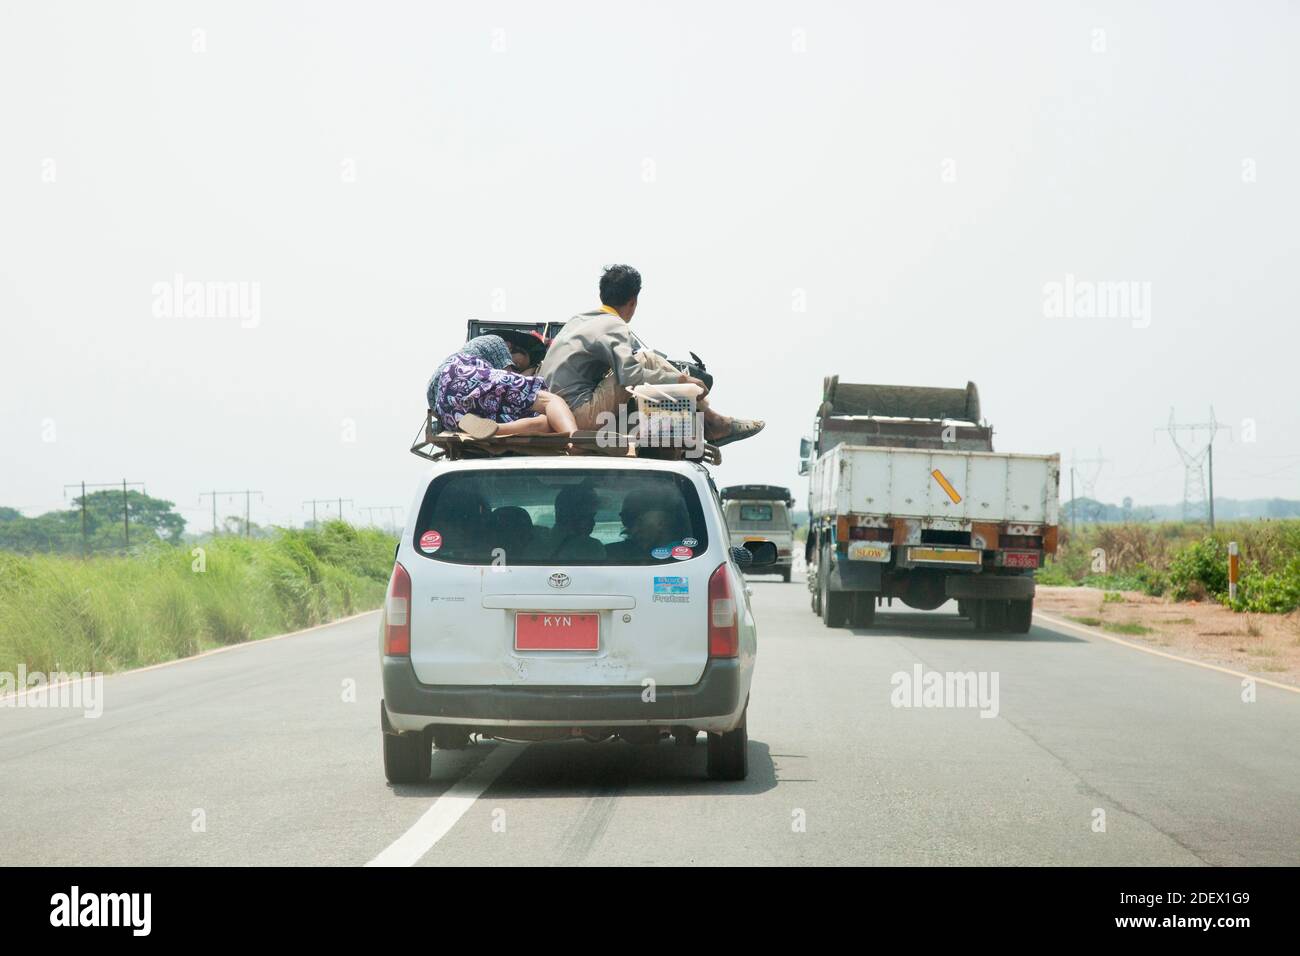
[1035,610,1300,695]
[367,743,524,867]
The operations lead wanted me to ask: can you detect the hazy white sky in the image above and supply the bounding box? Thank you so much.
[2,1,1296,532]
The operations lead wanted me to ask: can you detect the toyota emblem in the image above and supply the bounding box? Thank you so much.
[548,572,571,589]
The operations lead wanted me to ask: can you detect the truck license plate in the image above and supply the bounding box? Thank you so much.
[1001,551,1040,569]
[515,612,599,651]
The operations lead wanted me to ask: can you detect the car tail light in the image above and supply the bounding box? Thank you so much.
[849,526,892,542]
[708,562,738,658]
[384,562,411,656]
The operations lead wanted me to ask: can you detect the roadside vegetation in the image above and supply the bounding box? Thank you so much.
[1038,520,1300,613]
[0,522,396,677]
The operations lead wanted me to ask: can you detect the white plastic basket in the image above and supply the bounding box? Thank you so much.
[630,383,703,448]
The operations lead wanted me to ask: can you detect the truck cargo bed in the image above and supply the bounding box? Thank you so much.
[810,444,1060,525]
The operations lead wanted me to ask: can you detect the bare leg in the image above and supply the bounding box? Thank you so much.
[495,415,551,436]
[532,390,578,435]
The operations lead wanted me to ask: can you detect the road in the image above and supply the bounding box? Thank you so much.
[3,575,1298,866]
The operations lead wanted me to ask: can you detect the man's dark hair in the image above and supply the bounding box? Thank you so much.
[599,264,641,308]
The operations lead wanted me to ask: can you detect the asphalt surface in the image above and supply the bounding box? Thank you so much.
[3,575,1298,866]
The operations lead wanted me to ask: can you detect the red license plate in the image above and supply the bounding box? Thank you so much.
[1002,551,1040,569]
[514,612,599,651]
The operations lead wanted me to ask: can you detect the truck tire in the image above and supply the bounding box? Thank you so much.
[819,545,850,628]
[977,600,1009,633]
[780,567,792,583]
[851,592,877,627]
[707,709,748,781]
[1008,598,1034,634]
[383,729,431,784]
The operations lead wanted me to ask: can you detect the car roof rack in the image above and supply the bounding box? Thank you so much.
[409,411,722,465]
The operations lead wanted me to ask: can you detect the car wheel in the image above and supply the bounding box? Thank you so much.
[383,730,431,784]
[431,726,471,750]
[1008,598,1033,634]
[707,710,748,781]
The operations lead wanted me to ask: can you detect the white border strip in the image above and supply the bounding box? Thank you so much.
[1035,610,1300,695]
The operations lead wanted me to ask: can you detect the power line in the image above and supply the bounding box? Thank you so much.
[360,506,404,531]
[199,490,263,537]
[1154,408,1231,527]
[302,498,353,528]
[61,480,147,556]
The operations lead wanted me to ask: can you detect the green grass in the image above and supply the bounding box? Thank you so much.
[1101,621,1154,636]
[0,521,395,677]
[1068,615,1102,627]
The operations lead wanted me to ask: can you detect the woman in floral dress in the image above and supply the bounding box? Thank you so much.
[427,334,576,438]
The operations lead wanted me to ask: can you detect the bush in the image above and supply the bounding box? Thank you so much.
[1168,537,1229,601]
[1228,556,1300,614]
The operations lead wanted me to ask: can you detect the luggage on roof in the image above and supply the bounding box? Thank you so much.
[409,411,721,465]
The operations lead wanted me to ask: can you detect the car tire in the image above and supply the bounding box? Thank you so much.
[383,730,431,784]
[1008,598,1034,634]
[431,726,471,750]
[707,710,748,781]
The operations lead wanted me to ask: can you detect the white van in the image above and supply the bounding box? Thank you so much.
[720,485,795,582]
[380,456,776,783]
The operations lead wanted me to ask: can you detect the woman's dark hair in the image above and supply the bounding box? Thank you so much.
[599,264,641,308]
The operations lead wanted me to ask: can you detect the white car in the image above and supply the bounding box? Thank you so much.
[379,456,776,783]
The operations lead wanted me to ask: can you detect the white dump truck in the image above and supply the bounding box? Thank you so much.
[800,378,1060,633]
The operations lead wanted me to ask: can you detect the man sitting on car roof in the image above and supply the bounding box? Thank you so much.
[538,264,764,446]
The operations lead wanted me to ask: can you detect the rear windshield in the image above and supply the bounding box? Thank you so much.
[727,501,790,531]
[413,469,709,566]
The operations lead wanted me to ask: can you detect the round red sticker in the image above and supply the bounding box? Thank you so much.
[671,545,693,560]
[419,530,442,553]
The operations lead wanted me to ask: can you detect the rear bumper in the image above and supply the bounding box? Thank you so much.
[381,657,744,731]
[944,574,1035,600]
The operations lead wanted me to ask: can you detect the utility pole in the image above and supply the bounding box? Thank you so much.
[1154,409,1230,526]
[64,480,145,553]
[1069,468,1076,534]
[303,498,352,529]
[199,490,263,537]
[361,506,404,532]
